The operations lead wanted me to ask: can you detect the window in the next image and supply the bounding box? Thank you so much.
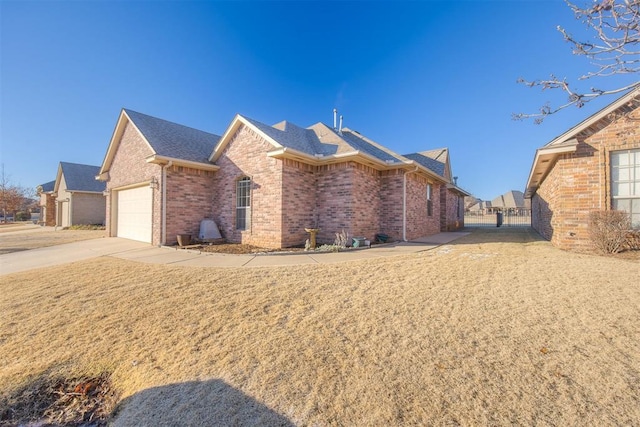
[236,177,251,230]
[611,148,640,228]
[426,184,433,216]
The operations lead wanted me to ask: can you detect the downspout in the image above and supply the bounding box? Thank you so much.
[161,161,173,245]
[402,166,420,241]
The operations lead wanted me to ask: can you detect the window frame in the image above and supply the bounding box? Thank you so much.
[610,148,640,229]
[426,184,433,217]
[236,176,251,231]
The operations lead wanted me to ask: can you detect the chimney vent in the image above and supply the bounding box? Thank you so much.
[339,115,343,133]
[333,109,337,130]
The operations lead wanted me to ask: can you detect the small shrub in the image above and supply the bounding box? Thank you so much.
[334,229,348,248]
[589,210,631,254]
[315,244,342,252]
[65,224,106,231]
[625,230,640,251]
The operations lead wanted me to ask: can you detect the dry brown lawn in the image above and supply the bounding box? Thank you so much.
[0,225,105,255]
[1,228,639,426]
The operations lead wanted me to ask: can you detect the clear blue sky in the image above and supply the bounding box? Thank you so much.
[1,0,637,200]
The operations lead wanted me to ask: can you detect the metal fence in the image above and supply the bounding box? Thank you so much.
[464,209,532,228]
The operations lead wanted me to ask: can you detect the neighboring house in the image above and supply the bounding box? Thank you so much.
[467,200,492,213]
[36,180,56,226]
[98,109,469,247]
[525,88,640,250]
[487,190,529,215]
[54,162,106,227]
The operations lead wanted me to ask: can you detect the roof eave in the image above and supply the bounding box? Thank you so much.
[544,87,640,148]
[446,183,472,197]
[524,140,578,198]
[146,155,220,172]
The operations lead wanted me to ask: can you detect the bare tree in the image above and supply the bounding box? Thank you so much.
[515,0,640,123]
[0,164,32,221]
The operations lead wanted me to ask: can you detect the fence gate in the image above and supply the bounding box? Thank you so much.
[464,208,531,228]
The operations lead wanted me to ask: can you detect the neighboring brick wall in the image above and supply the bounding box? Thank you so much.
[40,193,56,226]
[71,192,106,225]
[532,107,640,250]
[212,124,284,248]
[104,121,162,244]
[165,166,216,245]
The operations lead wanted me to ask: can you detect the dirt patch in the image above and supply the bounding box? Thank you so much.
[194,243,305,255]
[0,373,118,426]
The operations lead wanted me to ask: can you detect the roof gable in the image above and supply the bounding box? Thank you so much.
[124,109,220,164]
[100,109,221,176]
[403,149,449,178]
[56,162,105,193]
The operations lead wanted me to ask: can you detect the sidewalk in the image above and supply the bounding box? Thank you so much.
[0,232,469,275]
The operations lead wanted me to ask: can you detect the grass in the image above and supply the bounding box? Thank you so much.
[0,228,105,255]
[1,228,639,425]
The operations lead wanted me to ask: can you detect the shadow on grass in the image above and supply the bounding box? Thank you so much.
[112,379,294,426]
[452,227,547,245]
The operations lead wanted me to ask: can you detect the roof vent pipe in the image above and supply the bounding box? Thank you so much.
[339,115,343,133]
[333,109,337,130]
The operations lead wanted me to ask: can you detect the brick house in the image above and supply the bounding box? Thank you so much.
[36,180,56,226]
[525,88,640,250]
[98,109,468,247]
[53,162,106,227]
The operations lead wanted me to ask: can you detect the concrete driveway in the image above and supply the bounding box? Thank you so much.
[0,232,469,276]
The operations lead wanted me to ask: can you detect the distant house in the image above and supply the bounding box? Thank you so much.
[36,180,56,226]
[487,190,529,215]
[525,88,640,250]
[98,109,469,247]
[53,162,106,227]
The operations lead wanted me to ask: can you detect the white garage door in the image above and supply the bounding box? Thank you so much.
[116,186,152,243]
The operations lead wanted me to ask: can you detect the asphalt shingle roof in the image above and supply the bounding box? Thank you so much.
[403,152,447,177]
[38,180,55,192]
[125,109,221,164]
[59,162,105,193]
[241,116,405,164]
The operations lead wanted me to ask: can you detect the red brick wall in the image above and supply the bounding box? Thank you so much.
[380,170,404,241]
[314,162,381,245]
[315,163,354,244]
[532,107,640,250]
[211,124,284,248]
[282,159,317,247]
[440,187,464,231]
[165,166,215,245]
[404,174,441,240]
[104,121,162,244]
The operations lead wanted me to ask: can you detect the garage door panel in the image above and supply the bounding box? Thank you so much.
[117,186,152,243]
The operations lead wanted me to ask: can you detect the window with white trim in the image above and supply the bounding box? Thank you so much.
[426,184,433,217]
[236,177,251,230]
[611,148,640,229]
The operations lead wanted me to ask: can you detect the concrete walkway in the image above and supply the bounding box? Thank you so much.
[0,232,469,276]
